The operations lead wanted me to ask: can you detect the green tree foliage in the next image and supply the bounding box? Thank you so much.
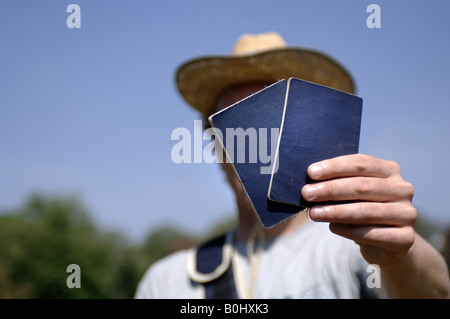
[0,193,224,298]
[141,226,198,264]
[0,194,150,298]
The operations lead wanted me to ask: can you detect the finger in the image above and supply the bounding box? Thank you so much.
[302,176,414,202]
[309,202,417,226]
[308,154,402,181]
[329,223,415,252]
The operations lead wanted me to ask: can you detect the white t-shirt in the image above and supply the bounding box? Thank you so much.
[135,220,382,299]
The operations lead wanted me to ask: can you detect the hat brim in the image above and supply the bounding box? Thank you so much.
[176,47,356,117]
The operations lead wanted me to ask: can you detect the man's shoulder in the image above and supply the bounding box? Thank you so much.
[142,249,190,282]
[135,249,192,298]
[152,249,189,272]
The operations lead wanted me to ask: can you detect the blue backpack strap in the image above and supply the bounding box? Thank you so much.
[187,231,238,298]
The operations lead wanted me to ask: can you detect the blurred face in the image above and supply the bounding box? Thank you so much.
[213,83,270,203]
[215,83,269,111]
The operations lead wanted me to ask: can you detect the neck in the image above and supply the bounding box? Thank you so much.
[234,197,309,242]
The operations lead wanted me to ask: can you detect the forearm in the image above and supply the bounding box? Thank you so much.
[380,233,450,299]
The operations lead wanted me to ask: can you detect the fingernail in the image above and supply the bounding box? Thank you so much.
[303,185,317,200]
[309,164,323,179]
[310,207,324,220]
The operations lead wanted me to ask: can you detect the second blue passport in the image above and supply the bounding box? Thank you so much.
[268,78,362,208]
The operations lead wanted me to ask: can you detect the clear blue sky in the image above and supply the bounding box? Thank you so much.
[1,0,449,241]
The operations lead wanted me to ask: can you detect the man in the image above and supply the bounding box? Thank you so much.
[136,32,450,298]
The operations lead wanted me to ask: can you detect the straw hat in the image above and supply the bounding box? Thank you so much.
[176,32,355,117]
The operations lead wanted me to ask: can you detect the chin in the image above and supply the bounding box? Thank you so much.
[237,191,252,208]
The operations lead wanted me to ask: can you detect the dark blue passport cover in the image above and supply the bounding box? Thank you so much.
[208,80,302,229]
[268,78,363,207]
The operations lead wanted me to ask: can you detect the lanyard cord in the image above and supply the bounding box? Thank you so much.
[233,224,265,299]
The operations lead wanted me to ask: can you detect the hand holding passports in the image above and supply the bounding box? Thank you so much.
[209,78,363,228]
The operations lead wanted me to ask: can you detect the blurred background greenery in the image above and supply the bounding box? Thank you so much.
[0,193,235,298]
[0,193,448,298]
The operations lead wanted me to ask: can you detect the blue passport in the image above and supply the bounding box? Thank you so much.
[208,78,362,228]
[208,80,301,228]
[268,78,363,207]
